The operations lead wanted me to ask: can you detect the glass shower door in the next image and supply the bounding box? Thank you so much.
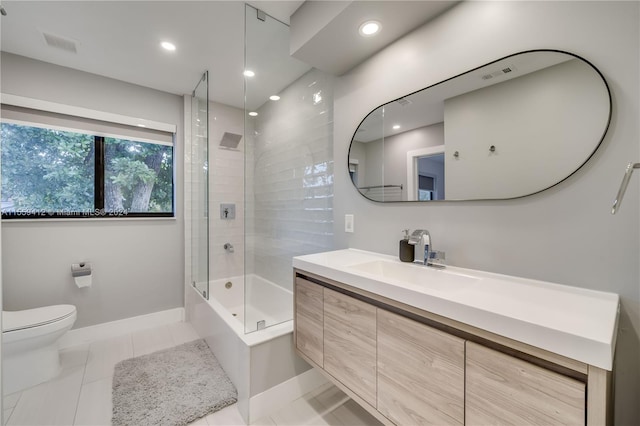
[191,71,209,299]
[243,5,334,333]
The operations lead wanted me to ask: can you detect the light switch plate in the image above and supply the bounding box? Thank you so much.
[345,214,354,233]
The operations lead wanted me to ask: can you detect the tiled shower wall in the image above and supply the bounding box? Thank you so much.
[184,98,245,292]
[186,69,334,296]
[209,102,245,281]
[246,68,335,291]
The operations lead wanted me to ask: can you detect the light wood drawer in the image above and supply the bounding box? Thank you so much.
[377,308,465,425]
[323,288,377,407]
[466,341,586,426]
[295,278,324,366]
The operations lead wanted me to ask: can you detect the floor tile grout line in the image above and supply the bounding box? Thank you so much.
[71,344,91,426]
[4,405,15,425]
[5,391,23,417]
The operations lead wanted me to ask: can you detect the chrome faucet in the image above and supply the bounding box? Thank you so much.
[408,229,431,265]
[408,229,446,267]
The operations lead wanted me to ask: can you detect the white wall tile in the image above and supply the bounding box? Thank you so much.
[246,70,334,290]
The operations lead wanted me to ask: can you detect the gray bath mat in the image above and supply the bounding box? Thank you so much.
[112,339,237,426]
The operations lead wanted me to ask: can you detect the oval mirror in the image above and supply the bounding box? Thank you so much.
[348,50,611,202]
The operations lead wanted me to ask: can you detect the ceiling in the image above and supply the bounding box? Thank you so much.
[0,1,460,110]
[291,1,459,75]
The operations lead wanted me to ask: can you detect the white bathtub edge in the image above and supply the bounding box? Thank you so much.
[58,307,185,348]
[205,276,295,347]
[248,367,328,422]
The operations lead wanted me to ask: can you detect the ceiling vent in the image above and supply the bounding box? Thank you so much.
[481,64,517,81]
[396,98,413,107]
[42,32,78,54]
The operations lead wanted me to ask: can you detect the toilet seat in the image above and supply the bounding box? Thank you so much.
[3,305,76,333]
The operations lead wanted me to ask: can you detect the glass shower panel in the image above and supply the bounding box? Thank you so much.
[191,71,209,299]
[244,5,334,333]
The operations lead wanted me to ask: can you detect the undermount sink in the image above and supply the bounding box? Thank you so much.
[347,259,479,291]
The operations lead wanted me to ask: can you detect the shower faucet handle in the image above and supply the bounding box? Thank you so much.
[220,203,236,219]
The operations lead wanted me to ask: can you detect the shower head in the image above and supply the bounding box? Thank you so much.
[219,132,242,150]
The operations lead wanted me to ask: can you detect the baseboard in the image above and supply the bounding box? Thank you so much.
[58,307,185,349]
[249,367,328,422]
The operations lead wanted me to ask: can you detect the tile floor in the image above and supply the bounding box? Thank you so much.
[3,322,381,426]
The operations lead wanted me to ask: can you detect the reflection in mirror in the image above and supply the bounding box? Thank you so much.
[417,153,445,200]
[348,50,611,202]
[407,145,445,201]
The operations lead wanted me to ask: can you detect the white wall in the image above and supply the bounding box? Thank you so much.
[333,2,638,424]
[1,53,184,328]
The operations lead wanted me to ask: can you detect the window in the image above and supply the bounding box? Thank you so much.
[1,105,174,219]
[104,137,173,214]
[1,123,95,214]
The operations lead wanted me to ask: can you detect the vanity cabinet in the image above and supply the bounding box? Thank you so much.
[294,278,324,366]
[465,342,586,426]
[323,288,377,407]
[377,309,465,425]
[293,269,611,426]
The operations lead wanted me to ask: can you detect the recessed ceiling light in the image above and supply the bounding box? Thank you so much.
[161,41,176,51]
[137,124,147,128]
[248,112,258,117]
[269,95,281,101]
[392,124,401,130]
[244,70,255,77]
[359,21,381,37]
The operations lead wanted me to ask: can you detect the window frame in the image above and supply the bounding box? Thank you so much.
[1,121,175,220]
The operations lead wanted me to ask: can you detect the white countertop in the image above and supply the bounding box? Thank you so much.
[293,249,619,370]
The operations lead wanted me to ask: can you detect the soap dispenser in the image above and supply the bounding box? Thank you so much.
[399,229,414,262]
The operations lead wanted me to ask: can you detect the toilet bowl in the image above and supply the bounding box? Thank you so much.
[2,305,77,395]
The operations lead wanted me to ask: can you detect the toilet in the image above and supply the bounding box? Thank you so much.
[2,305,77,394]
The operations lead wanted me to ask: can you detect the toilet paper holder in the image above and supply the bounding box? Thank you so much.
[71,262,92,277]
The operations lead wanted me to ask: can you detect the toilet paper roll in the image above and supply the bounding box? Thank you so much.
[74,274,92,288]
[71,262,92,277]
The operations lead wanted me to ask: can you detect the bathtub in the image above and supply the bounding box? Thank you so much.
[208,274,294,333]
[185,274,324,423]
